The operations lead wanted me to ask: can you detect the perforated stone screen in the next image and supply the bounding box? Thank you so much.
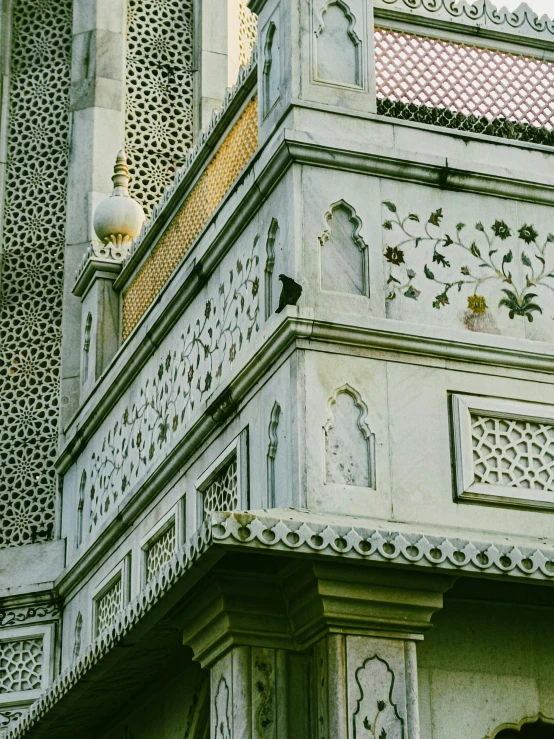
[0,0,72,547]
[145,523,176,582]
[125,0,195,217]
[472,414,554,492]
[96,578,123,635]
[238,1,258,67]
[203,457,239,515]
[0,638,43,694]
[375,28,554,143]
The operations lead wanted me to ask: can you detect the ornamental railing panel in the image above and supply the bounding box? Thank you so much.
[122,97,258,339]
[375,28,554,145]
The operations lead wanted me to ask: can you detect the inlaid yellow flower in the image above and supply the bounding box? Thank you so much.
[468,294,487,314]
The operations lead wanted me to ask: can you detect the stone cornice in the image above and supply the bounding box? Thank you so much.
[10,511,554,737]
[212,511,554,581]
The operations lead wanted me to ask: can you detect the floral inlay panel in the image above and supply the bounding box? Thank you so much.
[381,197,554,339]
[86,238,260,532]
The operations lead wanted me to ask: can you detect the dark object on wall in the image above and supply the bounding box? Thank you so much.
[496,719,554,738]
[276,274,302,313]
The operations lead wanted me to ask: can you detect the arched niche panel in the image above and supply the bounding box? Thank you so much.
[319,200,369,297]
[314,0,362,88]
[324,384,375,488]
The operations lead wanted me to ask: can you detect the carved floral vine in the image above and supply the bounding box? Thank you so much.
[382,201,554,322]
[88,239,260,529]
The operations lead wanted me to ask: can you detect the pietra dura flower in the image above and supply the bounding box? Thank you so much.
[518,224,539,244]
[384,246,405,265]
[491,219,512,240]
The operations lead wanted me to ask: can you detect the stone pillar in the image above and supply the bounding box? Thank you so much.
[73,255,122,399]
[60,0,127,425]
[181,562,453,739]
[286,563,454,739]
[252,0,376,145]
[182,571,309,739]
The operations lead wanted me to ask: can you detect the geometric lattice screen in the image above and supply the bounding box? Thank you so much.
[238,1,258,67]
[145,522,176,582]
[203,457,239,516]
[0,0,72,547]
[472,415,554,492]
[0,638,43,694]
[125,0,195,217]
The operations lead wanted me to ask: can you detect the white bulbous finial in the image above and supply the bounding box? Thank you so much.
[93,150,145,245]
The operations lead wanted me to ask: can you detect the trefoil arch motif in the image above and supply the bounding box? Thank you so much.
[319,200,370,297]
[324,384,375,488]
[314,0,362,87]
[352,655,405,739]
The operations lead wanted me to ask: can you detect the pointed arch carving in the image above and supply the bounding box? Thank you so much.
[319,200,369,297]
[324,384,375,488]
[265,218,280,319]
[314,0,362,87]
[352,655,404,739]
[263,21,280,117]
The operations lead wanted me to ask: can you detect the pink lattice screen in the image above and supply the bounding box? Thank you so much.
[375,28,554,142]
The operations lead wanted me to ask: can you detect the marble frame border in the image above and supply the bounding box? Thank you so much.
[452,393,554,511]
[0,624,55,710]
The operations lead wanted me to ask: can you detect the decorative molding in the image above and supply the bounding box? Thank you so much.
[0,606,59,629]
[211,512,554,581]
[374,0,554,41]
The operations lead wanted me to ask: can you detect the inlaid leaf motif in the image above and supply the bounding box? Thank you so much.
[87,237,260,530]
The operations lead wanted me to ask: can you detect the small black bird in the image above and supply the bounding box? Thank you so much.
[276,274,302,313]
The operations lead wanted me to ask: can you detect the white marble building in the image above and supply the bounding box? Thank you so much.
[2,0,554,737]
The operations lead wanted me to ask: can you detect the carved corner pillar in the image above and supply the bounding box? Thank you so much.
[182,570,309,739]
[73,246,124,400]
[287,562,455,739]
[181,560,454,739]
[253,0,376,146]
